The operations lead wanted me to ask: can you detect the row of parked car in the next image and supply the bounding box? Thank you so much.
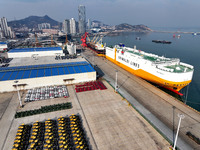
[25,85,69,102]
[55,55,77,60]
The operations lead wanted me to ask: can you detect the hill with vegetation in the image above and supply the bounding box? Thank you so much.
[115,23,152,31]
[8,15,60,29]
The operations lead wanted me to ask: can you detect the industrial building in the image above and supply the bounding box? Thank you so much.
[0,42,7,52]
[0,61,96,93]
[7,47,63,58]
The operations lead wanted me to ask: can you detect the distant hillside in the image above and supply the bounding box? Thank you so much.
[8,15,60,29]
[115,23,152,31]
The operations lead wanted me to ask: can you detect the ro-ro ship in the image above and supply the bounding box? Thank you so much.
[106,44,194,95]
[81,33,194,95]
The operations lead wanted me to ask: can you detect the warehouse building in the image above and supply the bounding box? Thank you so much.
[0,61,96,92]
[0,42,7,52]
[7,47,63,58]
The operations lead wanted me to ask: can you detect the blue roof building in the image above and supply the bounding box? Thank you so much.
[9,47,62,53]
[0,61,96,92]
[8,47,63,58]
[0,42,7,45]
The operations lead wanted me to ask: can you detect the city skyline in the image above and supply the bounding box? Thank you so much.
[0,0,200,28]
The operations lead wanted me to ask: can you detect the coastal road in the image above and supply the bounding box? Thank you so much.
[82,48,200,150]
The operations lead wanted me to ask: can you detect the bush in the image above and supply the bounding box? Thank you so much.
[15,102,72,118]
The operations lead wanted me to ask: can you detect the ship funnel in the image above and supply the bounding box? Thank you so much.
[134,45,136,49]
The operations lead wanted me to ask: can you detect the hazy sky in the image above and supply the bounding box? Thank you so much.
[0,0,200,27]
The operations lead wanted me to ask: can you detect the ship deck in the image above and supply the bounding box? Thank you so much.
[166,64,193,73]
[118,47,193,73]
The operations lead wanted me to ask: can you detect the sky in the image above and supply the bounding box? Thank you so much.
[0,0,200,28]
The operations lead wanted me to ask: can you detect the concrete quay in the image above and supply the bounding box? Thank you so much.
[82,48,200,150]
[0,81,170,149]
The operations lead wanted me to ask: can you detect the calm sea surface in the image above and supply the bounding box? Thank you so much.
[102,31,200,111]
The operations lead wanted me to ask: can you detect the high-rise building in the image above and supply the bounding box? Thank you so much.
[70,18,76,35]
[91,21,101,28]
[0,17,10,38]
[7,27,15,38]
[0,29,3,39]
[78,5,86,34]
[87,19,91,29]
[62,19,70,34]
[38,23,51,30]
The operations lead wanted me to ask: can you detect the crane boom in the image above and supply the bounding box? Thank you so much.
[65,34,68,44]
[35,33,39,47]
[93,35,100,44]
[51,34,54,46]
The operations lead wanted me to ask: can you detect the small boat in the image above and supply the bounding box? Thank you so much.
[136,37,141,40]
[152,40,172,44]
[192,33,197,36]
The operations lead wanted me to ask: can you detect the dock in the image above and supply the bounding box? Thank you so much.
[0,80,170,149]
[0,47,199,150]
[82,48,200,150]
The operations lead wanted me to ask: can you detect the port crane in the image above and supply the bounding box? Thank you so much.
[91,35,97,43]
[34,33,40,47]
[93,35,100,44]
[65,34,68,44]
[51,34,54,46]
[81,32,88,47]
[33,33,46,47]
[86,35,91,43]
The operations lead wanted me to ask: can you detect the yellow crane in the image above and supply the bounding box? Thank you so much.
[86,35,91,42]
[34,33,40,47]
[93,35,100,44]
[51,34,54,46]
[65,34,68,44]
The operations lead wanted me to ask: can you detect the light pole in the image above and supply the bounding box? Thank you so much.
[81,47,83,56]
[115,70,118,92]
[172,106,175,146]
[173,114,185,150]
[14,81,22,107]
[93,55,95,68]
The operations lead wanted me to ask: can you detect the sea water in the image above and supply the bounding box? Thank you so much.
[103,31,200,111]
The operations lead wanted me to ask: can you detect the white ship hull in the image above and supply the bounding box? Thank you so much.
[105,45,194,92]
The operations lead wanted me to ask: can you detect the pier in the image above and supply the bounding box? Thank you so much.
[82,48,200,150]
[0,80,170,150]
[0,48,199,150]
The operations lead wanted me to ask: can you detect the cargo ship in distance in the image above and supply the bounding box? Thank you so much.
[152,40,172,44]
[105,44,194,95]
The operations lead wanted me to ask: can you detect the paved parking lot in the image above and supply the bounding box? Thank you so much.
[82,48,200,150]
[0,81,170,150]
[24,85,69,103]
